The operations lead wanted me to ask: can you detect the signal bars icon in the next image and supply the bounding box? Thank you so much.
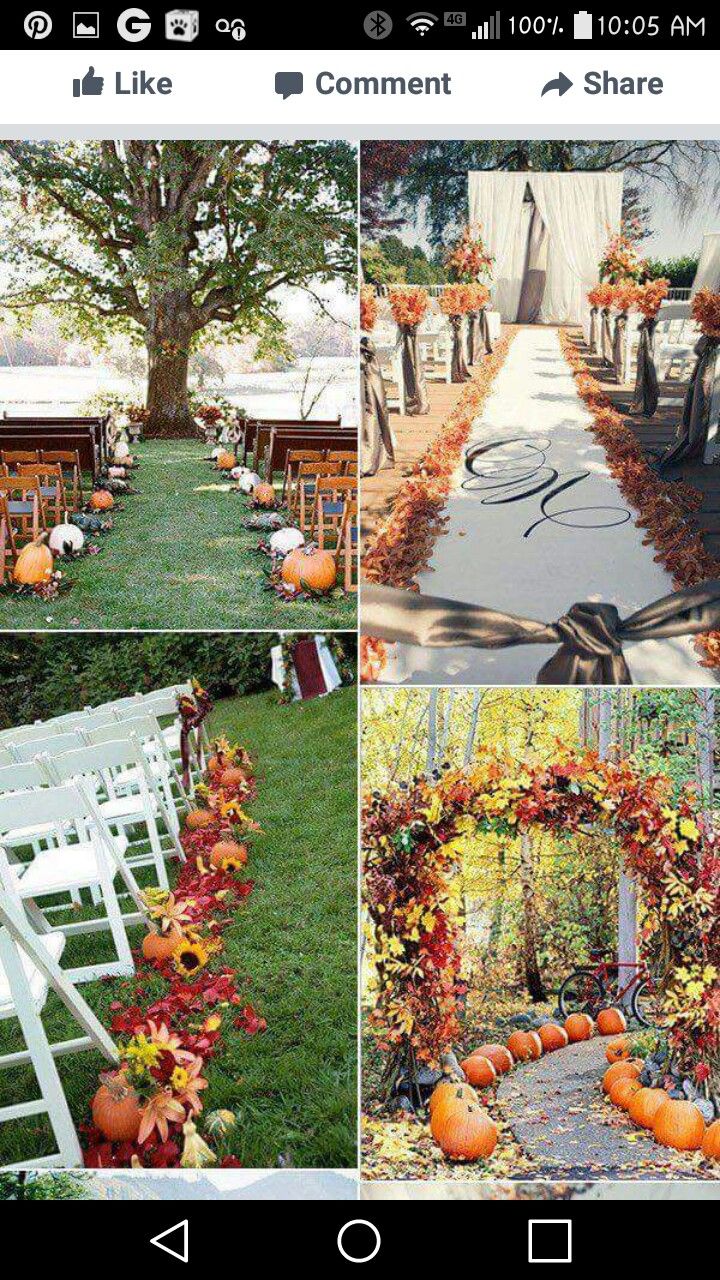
[407,12,439,36]
[471,10,501,39]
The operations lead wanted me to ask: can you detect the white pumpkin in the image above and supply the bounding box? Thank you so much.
[238,471,261,494]
[113,440,130,460]
[108,466,126,479]
[230,465,251,481]
[49,522,85,556]
[211,446,224,459]
[270,527,305,555]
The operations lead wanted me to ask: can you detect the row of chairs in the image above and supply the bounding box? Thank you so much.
[282,450,358,591]
[0,450,86,584]
[0,681,205,1167]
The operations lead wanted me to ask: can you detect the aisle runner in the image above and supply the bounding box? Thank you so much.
[388,327,711,685]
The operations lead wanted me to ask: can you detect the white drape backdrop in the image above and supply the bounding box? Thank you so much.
[691,231,720,294]
[468,171,624,324]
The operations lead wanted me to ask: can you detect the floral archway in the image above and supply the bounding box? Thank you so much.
[363,747,720,1098]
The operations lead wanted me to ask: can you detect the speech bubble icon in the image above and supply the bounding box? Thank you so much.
[275,71,303,99]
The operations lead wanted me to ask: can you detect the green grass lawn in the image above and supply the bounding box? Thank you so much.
[0,441,356,630]
[0,687,358,1169]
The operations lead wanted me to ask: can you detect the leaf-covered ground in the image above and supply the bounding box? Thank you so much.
[0,688,357,1169]
[0,440,355,630]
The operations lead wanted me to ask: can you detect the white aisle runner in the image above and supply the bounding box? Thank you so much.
[389,327,713,686]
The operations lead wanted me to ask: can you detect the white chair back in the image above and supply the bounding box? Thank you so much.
[10,731,86,764]
[0,759,46,794]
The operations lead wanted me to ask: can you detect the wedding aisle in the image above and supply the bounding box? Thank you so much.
[387,326,712,686]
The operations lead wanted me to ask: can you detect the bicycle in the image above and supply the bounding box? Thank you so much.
[557,953,660,1027]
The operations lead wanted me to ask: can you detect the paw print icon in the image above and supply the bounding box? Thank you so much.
[165,8,199,42]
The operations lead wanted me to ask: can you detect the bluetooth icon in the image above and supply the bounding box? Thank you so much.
[364,9,393,39]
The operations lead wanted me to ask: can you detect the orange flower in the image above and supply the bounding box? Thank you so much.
[691,288,720,339]
[635,278,669,319]
[388,286,430,328]
[438,283,474,316]
[360,284,378,332]
[138,1088,186,1145]
[612,279,640,313]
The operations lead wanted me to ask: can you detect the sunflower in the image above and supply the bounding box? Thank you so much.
[174,941,209,978]
[220,853,245,873]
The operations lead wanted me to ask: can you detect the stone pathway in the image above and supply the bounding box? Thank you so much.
[497,1037,712,1180]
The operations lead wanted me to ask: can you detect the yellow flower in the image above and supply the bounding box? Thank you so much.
[171,1066,190,1092]
[174,941,209,978]
[679,818,700,841]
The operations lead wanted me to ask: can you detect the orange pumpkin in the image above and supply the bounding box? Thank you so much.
[429,1081,478,1121]
[606,1036,631,1065]
[461,1055,497,1088]
[217,451,237,470]
[185,808,215,831]
[432,1101,498,1162]
[628,1087,668,1130]
[538,1023,569,1053]
[597,1007,627,1036]
[608,1077,643,1110]
[141,929,181,963]
[281,547,337,594]
[565,1013,595,1042]
[506,1030,542,1062]
[253,482,276,508]
[653,1099,705,1151]
[89,489,114,511]
[91,1073,142,1142]
[471,1044,514,1075]
[210,840,248,870]
[602,1058,643,1094]
[12,533,54,585]
[219,766,247,789]
[701,1119,720,1161]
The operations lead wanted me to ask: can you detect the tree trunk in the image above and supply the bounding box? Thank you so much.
[145,294,197,437]
[426,689,439,777]
[519,828,546,1002]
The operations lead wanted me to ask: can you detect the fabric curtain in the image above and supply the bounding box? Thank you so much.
[660,336,720,467]
[399,324,429,416]
[692,231,720,295]
[468,171,528,321]
[449,315,471,382]
[630,318,659,417]
[361,336,395,476]
[468,171,623,325]
[530,172,624,326]
[516,202,549,323]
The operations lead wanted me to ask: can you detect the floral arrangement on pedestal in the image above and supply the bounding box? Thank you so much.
[636,278,670,319]
[691,288,720,339]
[82,710,267,1169]
[444,223,494,283]
[599,226,647,283]
[611,279,640,314]
[588,282,616,311]
[364,747,719,1099]
[438,283,475,317]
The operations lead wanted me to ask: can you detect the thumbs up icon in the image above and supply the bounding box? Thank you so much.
[72,67,104,97]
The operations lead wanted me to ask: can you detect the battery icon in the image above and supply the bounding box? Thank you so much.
[573,10,593,39]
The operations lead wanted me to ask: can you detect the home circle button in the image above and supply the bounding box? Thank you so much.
[337,1219,381,1263]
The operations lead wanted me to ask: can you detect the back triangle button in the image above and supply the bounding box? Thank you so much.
[150,1220,189,1262]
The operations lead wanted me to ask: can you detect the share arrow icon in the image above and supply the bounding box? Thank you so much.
[150,1221,189,1263]
[541,72,573,96]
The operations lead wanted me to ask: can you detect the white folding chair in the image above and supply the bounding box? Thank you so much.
[9,731,85,765]
[0,891,118,1169]
[0,783,146,983]
[85,713,190,820]
[40,736,185,892]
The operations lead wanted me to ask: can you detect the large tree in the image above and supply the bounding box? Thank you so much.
[0,141,357,435]
[361,139,720,247]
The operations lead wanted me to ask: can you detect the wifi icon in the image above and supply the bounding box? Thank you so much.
[407,11,439,35]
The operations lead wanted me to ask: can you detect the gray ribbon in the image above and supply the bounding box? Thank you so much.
[630,318,659,418]
[361,581,720,686]
[601,307,613,366]
[612,312,628,383]
[399,324,430,416]
[361,337,395,476]
[588,307,598,354]
[449,315,471,383]
[660,335,720,467]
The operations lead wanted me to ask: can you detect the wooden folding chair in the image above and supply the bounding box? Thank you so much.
[40,450,83,510]
[0,890,118,1168]
[0,477,45,547]
[311,476,357,550]
[0,450,40,472]
[18,463,65,527]
[297,461,342,535]
[326,449,358,475]
[282,449,324,511]
[0,508,17,585]
[336,498,358,592]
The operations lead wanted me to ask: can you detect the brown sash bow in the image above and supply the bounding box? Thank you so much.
[178,684,213,787]
[361,582,720,685]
